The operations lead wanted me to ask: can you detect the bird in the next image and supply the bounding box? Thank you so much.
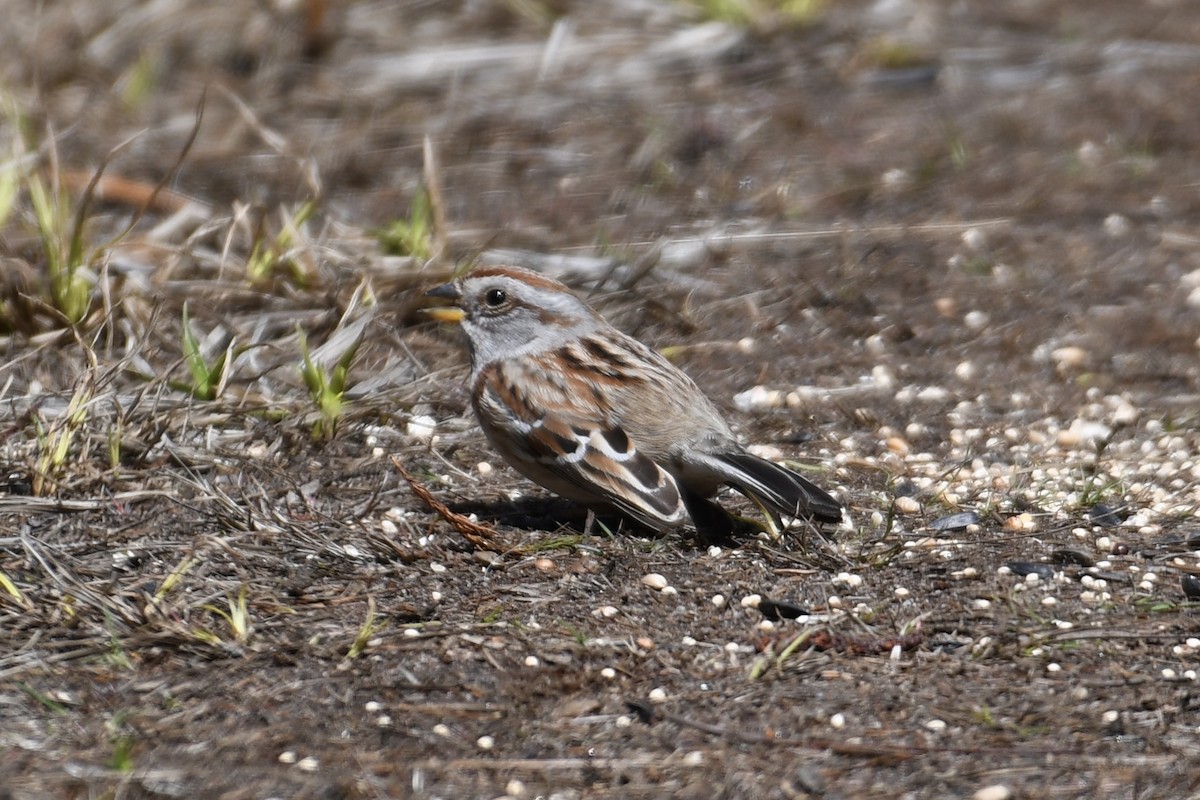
[424,265,842,536]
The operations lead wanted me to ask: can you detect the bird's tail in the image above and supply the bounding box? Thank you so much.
[706,452,843,524]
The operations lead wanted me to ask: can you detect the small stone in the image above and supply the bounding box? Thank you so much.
[894,587,910,599]
[711,594,726,608]
[925,719,947,732]
[534,557,556,571]
[279,751,297,764]
[636,636,654,651]
[476,461,493,476]
[506,779,527,797]
[476,735,495,750]
[524,656,540,667]
[648,687,668,704]
[601,667,617,679]
[895,496,921,514]
[829,712,846,729]
[432,723,452,737]
[598,605,619,618]
[961,227,987,251]
[741,594,762,608]
[297,756,319,772]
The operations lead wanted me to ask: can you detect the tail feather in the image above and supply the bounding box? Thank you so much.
[711,452,843,523]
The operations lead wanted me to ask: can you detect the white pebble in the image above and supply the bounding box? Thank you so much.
[598,605,619,618]
[1162,668,1177,680]
[757,620,775,632]
[711,594,726,608]
[829,712,846,729]
[895,496,921,514]
[506,779,527,797]
[648,687,669,704]
[432,723,452,737]
[707,545,722,558]
[278,751,297,764]
[601,667,617,679]
[364,700,383,712]
[683,750,704,766]
[297,756,319,772]
[740,594,762,608]
[524,656,540,667]
[894,587,911,599]
[376,715,392,727]
[1041,596,1057,606]
[430,562,446,574]
[1047,663,1061,673]
[1101,710,1120,724]
[925,719,947,732]
[972,599,991,610]
[476,735,495,750]
[476,461,493,476]
[641,573,669,590]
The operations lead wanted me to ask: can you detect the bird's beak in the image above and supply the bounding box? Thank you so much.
[423,283,465,323]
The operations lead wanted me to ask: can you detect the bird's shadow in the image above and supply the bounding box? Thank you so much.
[443,495,761,549]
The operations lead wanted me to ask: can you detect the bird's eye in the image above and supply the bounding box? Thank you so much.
[484,288,507,307]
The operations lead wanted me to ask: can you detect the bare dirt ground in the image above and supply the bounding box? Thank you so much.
[3,1,1200,798]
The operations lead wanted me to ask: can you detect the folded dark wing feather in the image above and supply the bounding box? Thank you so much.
[702,451,843,523]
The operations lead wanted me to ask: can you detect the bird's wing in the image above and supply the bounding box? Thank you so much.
[692,450,843,524]
[475,361,687,530]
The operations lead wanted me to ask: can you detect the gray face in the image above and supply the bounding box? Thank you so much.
[455,272,601,372]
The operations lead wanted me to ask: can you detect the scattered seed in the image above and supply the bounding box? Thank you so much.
[601,667,616,679]
[406,415,437,441]
[894,587,910,599]
[641,573,669,590]
[661,585,678,596]
[506,779,527,797]
[648,687,668,704]
[524,656,539,667]
[297,756,319,772]
[711,594,726,608]
[597,605,619,618]
[683,750,704,765]
[829,713,846,729]
[1006,562,1055,581]
[636,637,654,651]
[894,496,921,514]
[278,751,297,764]
[741,594,762,608]
[364,701,383,712]
[476,461,493,476]
[925,719,947,732]
[973,785,1012,800]
[1047,663,1061,673]
[930,511,980,532]
[476,735,495,750]
[376,715,392,727]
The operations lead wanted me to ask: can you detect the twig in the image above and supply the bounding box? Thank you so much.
[392,457,499,549]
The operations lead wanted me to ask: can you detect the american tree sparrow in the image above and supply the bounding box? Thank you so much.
[426,266,842,534]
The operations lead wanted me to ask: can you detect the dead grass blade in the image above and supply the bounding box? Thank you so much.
[391,456,500,550]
